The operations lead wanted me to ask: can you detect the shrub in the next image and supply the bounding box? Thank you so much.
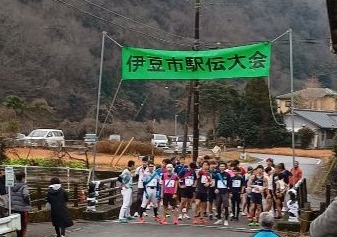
[297,127,315,149]
[96,141,164,156]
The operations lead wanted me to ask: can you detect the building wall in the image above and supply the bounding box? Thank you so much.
[321,96,337,111]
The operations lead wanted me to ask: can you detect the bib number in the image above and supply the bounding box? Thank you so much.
[165,180,175,188]
[217,180,227,188]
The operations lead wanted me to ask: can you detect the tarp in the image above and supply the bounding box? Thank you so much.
[122,42,271,80]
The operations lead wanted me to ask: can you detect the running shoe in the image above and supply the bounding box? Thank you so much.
[138,217,145,223]
[160,218,167,225]
[154,216,161,222]
[118,218,128,223]
[178,214,183,220]
[173,218,179,225]
[183,214,191,220]
[254,222,260,226]
[126,216,135,220]
[214,220,222,225]
[241,212,247,216]
[199,218,208,225]
[248,222,255,226]
[165,213,171,218]
[133,212,139,217]
[223,220,229,226]
[144,212,148,217]
[193,217,199,224]
[209,213,213,220]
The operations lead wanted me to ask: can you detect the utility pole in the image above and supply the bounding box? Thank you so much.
[182,82,193,157]
[192,0,201,162]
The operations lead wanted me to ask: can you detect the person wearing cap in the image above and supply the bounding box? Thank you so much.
[160,164,179,225]
[134,156,149,217]
[247,165,268,226]
[250,212,281,237]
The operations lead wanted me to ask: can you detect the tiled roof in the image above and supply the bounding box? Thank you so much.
[276,88,337,99]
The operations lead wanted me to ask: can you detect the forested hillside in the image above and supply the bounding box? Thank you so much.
[1,0,337,138]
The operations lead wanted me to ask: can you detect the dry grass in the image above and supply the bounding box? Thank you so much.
[246,147,332,160]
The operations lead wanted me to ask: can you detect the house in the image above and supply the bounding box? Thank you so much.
[276,88,337,114]
[283,109,337,148]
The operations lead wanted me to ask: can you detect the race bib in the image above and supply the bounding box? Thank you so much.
[211,179,215,187]
[165,180,175,188]
[232,180,241,188]
[147,179,158,187]
[217,180,227,188]
[185,178,194,186]
[201,175,208,184]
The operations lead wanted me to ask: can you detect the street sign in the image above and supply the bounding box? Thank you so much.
[5,167,14,187]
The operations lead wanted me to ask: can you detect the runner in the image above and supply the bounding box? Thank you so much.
[241,166,253,216]
[160,164,179,225]
[118,160,135,223]
[134,156,148,217]
[194,161,211,225]
[138,162,161,223]
[247,165,268,226]
[213,162,231,226]
[274,173,289,219]
[177,162,197,220]
[230,166,245,221]
[207,160,218,220]
[264,167,274,213]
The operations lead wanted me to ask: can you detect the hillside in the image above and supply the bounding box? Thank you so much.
[1,0,337,137]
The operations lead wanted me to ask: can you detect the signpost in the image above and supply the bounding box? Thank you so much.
[5,167,14,215]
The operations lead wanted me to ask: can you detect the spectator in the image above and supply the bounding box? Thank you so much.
[0,168,8,217]
[250,212,281,237]
[310,197,337,237]
[289,161,303,188]
[47,177,73,237]
[11,171,31,237]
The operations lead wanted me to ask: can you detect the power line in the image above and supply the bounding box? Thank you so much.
[82,0,195,42]
[51,0,192,47]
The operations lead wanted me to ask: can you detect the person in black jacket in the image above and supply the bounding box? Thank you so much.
[47,177,73,237]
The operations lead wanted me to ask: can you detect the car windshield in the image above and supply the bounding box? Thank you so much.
[85,134,97,139]
[155,135,167,140]
[28,130,48,137]
[177,136,186,142]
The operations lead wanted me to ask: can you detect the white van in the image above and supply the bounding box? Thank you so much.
[174,135,192,153]
[25,129,65,147]
[151,134,169,148]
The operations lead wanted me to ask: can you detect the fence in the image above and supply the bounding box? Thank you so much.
[1,165,91,210]
[88,177,137,208]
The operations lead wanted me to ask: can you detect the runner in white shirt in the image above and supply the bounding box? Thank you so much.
[134,156,148,217]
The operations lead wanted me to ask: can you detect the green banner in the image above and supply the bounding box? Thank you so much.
[122,42,271,80]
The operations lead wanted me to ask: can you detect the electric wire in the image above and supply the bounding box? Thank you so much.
[51,0,192,47]
[82,0,195,42]
[98,77,123,138]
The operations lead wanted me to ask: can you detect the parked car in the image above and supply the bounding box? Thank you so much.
[84,133,98,145]
[25,129,65,147]
[151,134,169,148]
[174,135,192,153]
[14,133,27,146]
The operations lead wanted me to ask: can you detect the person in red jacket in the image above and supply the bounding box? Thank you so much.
[289,161,303,188]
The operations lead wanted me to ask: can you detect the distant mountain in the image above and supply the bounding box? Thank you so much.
[1,0,337,129]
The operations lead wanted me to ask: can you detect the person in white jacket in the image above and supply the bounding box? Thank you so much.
[310,197,337,237]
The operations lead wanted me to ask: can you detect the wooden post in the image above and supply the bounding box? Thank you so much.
[110,140,124,166]
[108,180,116,205]
[300,202,312,233]
[37,187,42,211]
[303,178,308,203]
[114,137,134,166]
[73,183,79,207]
[326,184,331,207]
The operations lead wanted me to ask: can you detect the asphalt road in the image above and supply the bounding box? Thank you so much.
[26,220,254,237]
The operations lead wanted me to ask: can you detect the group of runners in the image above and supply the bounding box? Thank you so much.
[118,155,302,226]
